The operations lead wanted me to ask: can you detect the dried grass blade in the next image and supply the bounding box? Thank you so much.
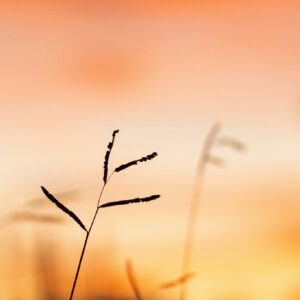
[115,152,157,173]
[99,195,160,208]
[26,190,79,208]
[103,129,119,183]
[41,186,87,232]
[126,259,143,300]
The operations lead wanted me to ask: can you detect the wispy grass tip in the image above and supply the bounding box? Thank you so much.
[103,129,119,183]
[115,152,157,173]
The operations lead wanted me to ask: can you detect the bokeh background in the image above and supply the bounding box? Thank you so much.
[0,1,300,299]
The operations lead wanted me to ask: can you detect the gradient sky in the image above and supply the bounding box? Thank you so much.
[0,1,300,299]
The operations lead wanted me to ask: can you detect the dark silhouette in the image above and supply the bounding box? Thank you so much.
[115,152,157,172]
[41,187,87,231]
[0,190,78,230]
[103,129,119,183]
[26,190,79,208]
[100,195,160,208]
[41,130,160,300]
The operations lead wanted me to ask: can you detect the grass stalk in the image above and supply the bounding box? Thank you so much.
[179,123,220,300]
[69,170,114,300]
[41,130,160,300]
[179,123,246,300]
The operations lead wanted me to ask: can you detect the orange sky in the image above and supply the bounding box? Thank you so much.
[0,1,300,299]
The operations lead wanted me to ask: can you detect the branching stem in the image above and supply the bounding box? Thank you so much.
[69,173,114,300]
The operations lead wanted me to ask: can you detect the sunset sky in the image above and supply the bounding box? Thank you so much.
[0,1,300,299]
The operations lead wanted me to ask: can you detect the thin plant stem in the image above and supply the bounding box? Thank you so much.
[69,231,89,300]
[69,173,114,300]
[179,123,220,300]
[41,129,159,300]
[126,259,143,300]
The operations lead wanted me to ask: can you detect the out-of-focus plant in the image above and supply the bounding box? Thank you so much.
[180,123,246,300]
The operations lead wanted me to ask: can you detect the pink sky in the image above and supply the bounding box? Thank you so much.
[0,1,300,299]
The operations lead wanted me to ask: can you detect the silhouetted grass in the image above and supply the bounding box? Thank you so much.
[41,187,87,231]
[100,195,160,208]
[41,130,160,300]
[103,129,119,183]
[26,190,79,208]
[1,191,78,230]
[115,152,157,173]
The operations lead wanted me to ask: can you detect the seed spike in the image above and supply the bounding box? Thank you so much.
[99,195,160,208]
[115,152,157,173]
[41,186,87,232]
[103,129,119,183]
